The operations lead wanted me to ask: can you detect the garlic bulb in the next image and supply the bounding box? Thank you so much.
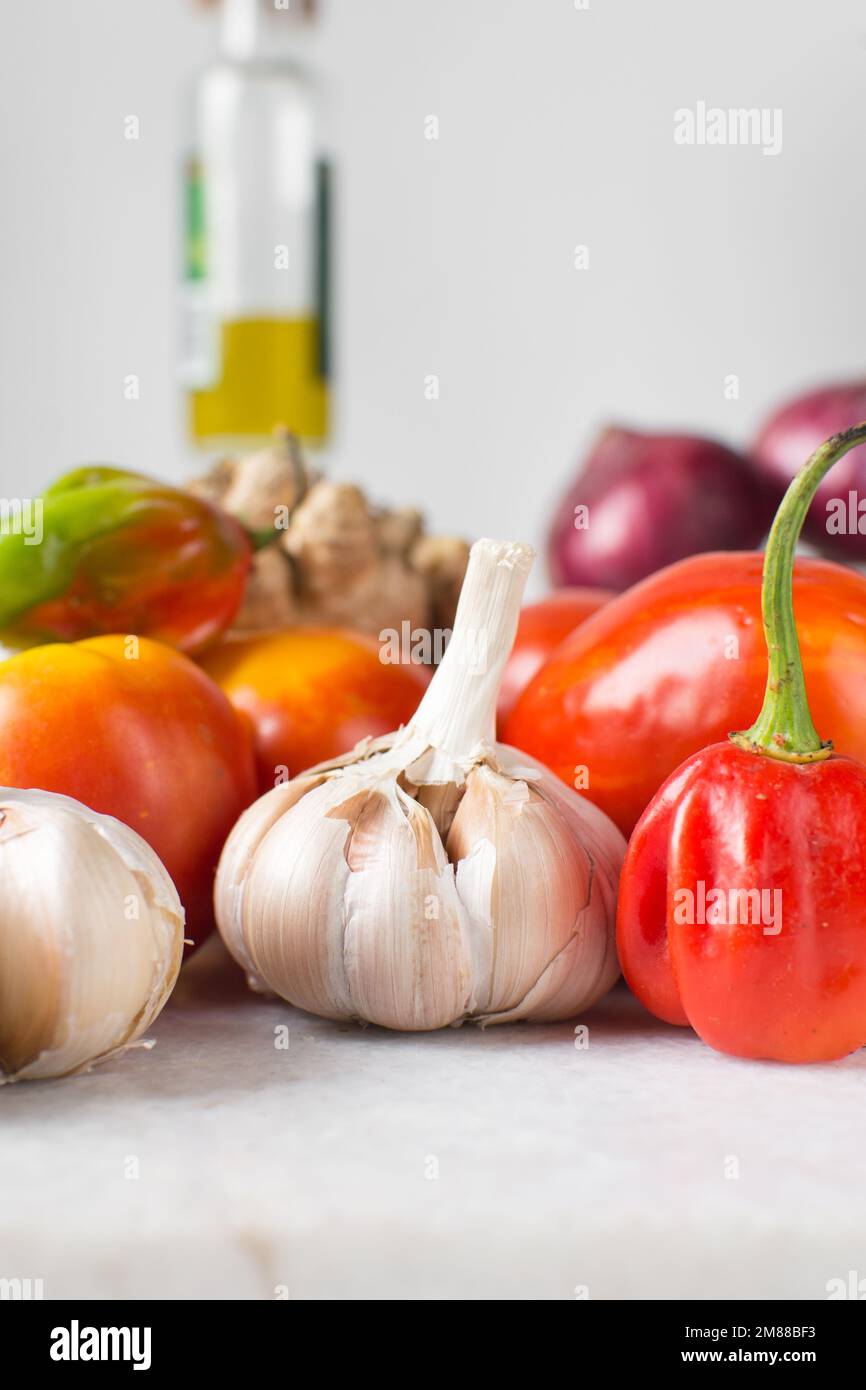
[215,539,625,1031]
[0,788,184,1082]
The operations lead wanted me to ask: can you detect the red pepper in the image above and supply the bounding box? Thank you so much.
[496,587,612,726]
[617,424,866,1062]
[503,551,866,839]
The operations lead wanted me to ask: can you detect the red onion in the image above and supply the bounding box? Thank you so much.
[752,380,866,558]
[548,427,772,592]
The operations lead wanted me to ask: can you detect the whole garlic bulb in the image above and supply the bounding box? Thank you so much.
[0,788,184,1082]
[215,539,625,1031]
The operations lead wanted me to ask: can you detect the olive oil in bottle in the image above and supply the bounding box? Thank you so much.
[181,0,329,448]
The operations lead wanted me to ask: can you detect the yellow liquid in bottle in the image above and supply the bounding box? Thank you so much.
[189,316,329,444]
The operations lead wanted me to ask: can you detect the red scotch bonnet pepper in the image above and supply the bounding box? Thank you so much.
[617,424,866,1062]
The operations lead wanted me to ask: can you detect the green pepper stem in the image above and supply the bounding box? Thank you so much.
[730,423,866,763]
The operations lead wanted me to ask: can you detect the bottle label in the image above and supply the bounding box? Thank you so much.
[179,156,220,389]
[315,158,331,382]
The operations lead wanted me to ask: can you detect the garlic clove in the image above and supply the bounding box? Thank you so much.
[214,774,327,990]
[235,776,368,1020]
[446,764,614,1020]
[340,783,474,1030]
[0,788,184,1083]
[413,780,465,841]
[486,759,623,1023]
[479,920,618,1025]
[522,753,627,894]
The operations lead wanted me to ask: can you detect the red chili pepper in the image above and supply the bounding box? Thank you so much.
[617,424,866,1062]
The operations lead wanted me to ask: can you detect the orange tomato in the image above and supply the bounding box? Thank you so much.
[0,636,256,945]
[201,628,430,792]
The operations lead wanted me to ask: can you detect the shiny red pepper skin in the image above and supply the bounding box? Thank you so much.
[618,742,866,1061]
[501,551,866,839]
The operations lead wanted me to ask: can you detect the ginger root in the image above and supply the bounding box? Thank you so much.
[191,431,469,651]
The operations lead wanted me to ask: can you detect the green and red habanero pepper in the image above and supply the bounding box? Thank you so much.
[0,466,250,656]
[617,425,866,1062]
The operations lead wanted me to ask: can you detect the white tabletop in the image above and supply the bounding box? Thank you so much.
[1,937,861,1301]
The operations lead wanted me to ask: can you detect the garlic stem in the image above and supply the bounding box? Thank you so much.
[410,538,534,759]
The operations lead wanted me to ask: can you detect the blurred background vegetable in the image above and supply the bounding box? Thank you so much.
[503,551,866,836]
[201,627,429,792]
[191,432,469,648]
[0,636,256,943]
[0,467,250,656]
[547,428,773,592]
[752,379,866,558]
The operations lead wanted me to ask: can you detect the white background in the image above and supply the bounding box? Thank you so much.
[0,0,864,571]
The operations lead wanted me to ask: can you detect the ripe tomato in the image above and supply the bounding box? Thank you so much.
[201,628,429,792]
[0,635,256,945]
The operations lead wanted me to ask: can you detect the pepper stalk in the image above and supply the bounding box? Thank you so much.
[731,423,866,763]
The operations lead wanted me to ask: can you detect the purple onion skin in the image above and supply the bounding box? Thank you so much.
[548,427,773,592]
[753,381,866,559]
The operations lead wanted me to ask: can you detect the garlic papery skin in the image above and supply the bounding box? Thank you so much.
[215,538,626,1031]
[0,788,184,1082]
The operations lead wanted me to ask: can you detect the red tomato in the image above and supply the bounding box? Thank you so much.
[497,588,613,725]
[0,636,256,945]
[503,552,866,835]
[200,628,430,792]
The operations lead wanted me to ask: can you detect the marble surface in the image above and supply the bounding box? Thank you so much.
[1,937,863,1301]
